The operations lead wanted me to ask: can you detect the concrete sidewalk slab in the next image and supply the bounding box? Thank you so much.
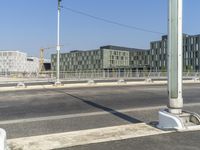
[8,123,171,150]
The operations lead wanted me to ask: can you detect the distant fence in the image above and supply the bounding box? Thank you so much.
[57,71,199,80]
[0,71,199,81]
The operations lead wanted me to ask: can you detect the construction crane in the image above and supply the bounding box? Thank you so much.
[39,46,63,73]
[39,47,50,73]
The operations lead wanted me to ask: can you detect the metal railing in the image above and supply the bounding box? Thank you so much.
[0,70,199,82]
[49,70,198,80]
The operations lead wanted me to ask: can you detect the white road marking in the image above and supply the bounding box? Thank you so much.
[8,123,173,150]
[0,102,199,125]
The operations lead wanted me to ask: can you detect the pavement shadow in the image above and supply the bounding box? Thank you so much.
[54,89,142,124]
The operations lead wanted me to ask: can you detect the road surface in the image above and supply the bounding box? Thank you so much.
[0,84,199,140]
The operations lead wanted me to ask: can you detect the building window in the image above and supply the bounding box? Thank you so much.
[196,44,199,51]
[151,50,154,55]
[186,52,188,58]
[191,38,194,44]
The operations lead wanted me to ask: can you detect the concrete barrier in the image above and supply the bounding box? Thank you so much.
[0,128,7,150]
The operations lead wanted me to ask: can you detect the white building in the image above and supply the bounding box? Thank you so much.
[0,51,39,74]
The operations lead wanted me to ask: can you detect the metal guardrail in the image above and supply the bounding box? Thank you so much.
[53,71,199,81]
[0,71,199,82]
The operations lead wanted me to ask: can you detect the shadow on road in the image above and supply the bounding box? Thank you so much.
[53,89,142,124]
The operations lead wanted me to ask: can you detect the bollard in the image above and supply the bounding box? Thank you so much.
[0,128,7,150]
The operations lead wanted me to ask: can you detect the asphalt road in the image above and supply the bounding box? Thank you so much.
[0,84,200,140]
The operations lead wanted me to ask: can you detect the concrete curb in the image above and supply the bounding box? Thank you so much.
[0,79,199,92]
[0,128,7,150]
[0,81,162,92]
[8,123,171,150]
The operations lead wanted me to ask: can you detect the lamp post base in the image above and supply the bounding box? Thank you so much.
[54,81,62,86]
[87,80,95,85]
[17,82,26,88]
[157,109,200,130]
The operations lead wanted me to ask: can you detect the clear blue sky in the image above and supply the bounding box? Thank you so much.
[0,0,199,58]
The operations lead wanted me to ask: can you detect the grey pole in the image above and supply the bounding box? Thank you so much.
[168,0,183,114]
[56,0,62,85]
[158,0,200,129]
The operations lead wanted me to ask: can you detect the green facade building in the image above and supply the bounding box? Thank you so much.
[150,34,200,71]
[51,45,148,72]
[51,34,200,72]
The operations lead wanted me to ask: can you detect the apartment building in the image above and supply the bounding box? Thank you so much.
[51,45,148,72]
[0,51,39,74]
[150,34,200,71]
[51,33,200,72]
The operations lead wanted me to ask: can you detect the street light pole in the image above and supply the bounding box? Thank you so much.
[158,0,200,130]
[55,0,62,85]
[157,0,184,129]
[168,0,183,114]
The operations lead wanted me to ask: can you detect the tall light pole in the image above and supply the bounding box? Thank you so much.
[158,0,200,130]
[168,0,183,114]
[158,0,183,129]
[55,0,62,85]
